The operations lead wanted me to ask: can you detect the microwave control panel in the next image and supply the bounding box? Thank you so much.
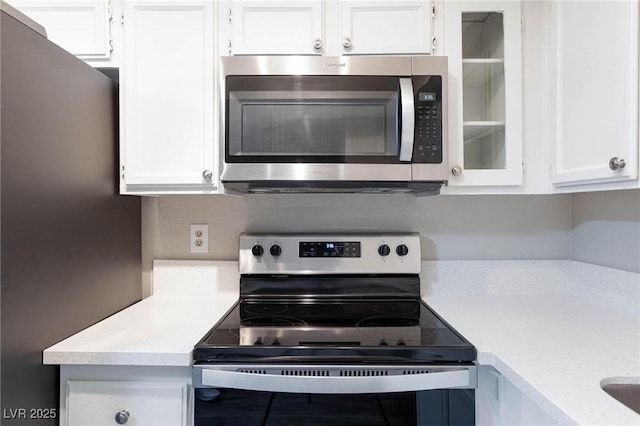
[413,76,442,164]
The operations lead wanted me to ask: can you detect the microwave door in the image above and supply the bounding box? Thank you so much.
[398,78,415,162]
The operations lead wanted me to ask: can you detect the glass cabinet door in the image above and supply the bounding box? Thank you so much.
[445,2,522,186]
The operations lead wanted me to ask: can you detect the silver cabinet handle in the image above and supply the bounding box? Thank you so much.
[114,410,129,424]
[201,368,473,394]
[451,166,463,176]
[202,170,213,181]
[609,157,626,171]
[342,37,352,48]
[313,38,323,49]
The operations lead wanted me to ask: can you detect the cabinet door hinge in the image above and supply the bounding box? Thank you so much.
[432,4,437,19]
[109,38,114,53]
[227,39,232,55]
[121,165,125,181]
[522,159,526,173]
[227,7,232,24]
[107,1,113,22]
[120,11,125,26]
[431,36,437,54]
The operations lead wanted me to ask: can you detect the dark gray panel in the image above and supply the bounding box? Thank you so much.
[1,11,141,423]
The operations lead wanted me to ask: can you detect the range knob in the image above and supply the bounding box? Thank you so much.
[396,244,409,257]
[251,244,264,257]
[270,244,282,257]
[378,244,391,257]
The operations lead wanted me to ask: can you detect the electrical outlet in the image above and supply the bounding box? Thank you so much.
[190,224,208,253]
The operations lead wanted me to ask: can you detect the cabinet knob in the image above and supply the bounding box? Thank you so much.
[609,157,626,171]
[313,38,323,50]
[202,169,213,181]
[451,165,463,176]
[114,410,129,424]
[342,37,352,48]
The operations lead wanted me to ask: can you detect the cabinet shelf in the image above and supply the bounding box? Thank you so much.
[463,122,505,145]
[462,60,505,88]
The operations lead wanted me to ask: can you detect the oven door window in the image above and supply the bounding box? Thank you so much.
[226,76,401,163]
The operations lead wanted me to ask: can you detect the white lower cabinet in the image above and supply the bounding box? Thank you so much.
[60,365,192,426]
[476,365,557,425]
[67,381,188,426]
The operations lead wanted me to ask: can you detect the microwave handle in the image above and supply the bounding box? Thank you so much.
[399,78,415,162]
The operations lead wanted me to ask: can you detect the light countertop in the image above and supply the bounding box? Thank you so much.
[43,261,239,367]
[44,260,640,425]
[422,260,640,426]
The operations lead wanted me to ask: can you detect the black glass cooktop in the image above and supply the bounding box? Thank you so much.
[194,299,475,363]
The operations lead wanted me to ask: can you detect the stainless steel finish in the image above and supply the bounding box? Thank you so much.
[451,165,463,176]
[313,38,323,49]
[342,37,353,48]
[239,233,421,275]
[220,56,449,194]
[609,157,627,170]
[601,378,640,414]
[221,55,412,77]
[222,163,411,182]
[114,410,129,424]
[202,169,213,181]
[399,78,415,162]
[194,364,477,394]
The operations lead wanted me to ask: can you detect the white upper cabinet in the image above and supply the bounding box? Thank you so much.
[225,0,432,56]
[338,1,431,55]
[548,0,638,188]
[444,1,523,187]
[120,0,216,193]
[11,0,113,61]
[230,1,324,55]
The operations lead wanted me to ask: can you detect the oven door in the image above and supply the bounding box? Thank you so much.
[193,364,476,426]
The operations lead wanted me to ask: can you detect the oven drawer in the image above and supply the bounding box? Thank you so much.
[194,364,476,394]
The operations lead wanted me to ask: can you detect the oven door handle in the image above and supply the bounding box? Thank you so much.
[398,77,415,162]
[199,368,473,394]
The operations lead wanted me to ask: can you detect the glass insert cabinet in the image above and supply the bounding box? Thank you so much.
[446,1,523,186]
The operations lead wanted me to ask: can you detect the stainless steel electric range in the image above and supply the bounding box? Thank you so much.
[193,233,477,426]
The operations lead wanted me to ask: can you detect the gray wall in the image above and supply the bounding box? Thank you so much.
[571,189,640,273]
[1,11,141,424]
[142,193,571,296]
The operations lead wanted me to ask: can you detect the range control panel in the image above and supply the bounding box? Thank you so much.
[239,233,421,275]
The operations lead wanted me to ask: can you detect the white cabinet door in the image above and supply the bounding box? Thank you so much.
[11,0,112,60]
[67,380,188,426]
[476,366,557,425]
[121,0,216,191]
[339,1,431,55]
[445,1,523,187]
[549,0,638,187]
[231,0,324,55]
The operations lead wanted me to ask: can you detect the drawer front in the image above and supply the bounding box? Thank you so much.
[67,380,188,426]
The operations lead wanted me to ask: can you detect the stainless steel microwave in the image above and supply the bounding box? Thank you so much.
[219,56,448,195]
